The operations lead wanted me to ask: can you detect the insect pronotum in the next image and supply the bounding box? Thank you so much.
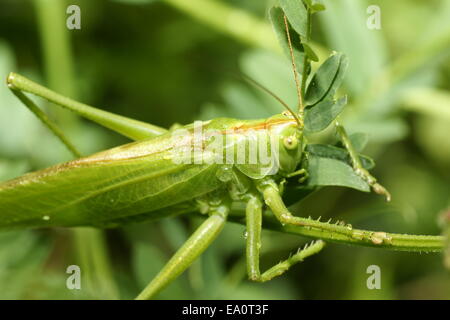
[0,2,391,299]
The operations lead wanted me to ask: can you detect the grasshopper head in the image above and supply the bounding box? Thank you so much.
[277,123,304,176]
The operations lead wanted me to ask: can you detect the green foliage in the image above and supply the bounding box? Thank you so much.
[306,144,374,170]
[305,144,374,191]
[0,0,449,300]
[306,156,369,192]
[304,96,347,132]
[269,6,305,68]
[279,0,308,38]
[305,53,348,106]
[347,132,369,153]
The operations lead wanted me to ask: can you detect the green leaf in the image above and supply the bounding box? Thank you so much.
[306,144,375,170]
[306,155,370,192]
[279,0,308,38]
[303,43,319,62]
[348,132,369,152]
[311,3,326,13]
[326,54,348,100]
[269,6,305,67]
[304,96,347,132]
[304,0,326,13]
[305,52,347,106]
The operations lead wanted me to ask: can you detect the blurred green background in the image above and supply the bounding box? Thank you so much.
[0,0,449,299]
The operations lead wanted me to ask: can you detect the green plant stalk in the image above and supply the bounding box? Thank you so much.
[73,228,119,299]
[300,54,309,101]
[33,0,118,299]
[299,8,311,117]
[33,0,77,127]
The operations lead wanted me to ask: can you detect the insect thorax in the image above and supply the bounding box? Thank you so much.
[169,114,304,179]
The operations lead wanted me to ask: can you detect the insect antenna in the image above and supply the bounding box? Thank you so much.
[283,14,304,124]
[240,72,300,125]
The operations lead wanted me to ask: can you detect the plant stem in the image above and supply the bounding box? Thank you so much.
[33,0,77,127]
[33,0,119,299]
[283,14,303,124]
[73,228,119,299]
[299,8,311,119]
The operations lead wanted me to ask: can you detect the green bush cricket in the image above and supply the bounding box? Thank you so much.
[0,1,404,299]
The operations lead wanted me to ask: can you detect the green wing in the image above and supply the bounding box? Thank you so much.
[0,134,222,230]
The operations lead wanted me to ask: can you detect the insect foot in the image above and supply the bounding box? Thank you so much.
[372,183,392,202]
[6,72,17,89]
[286,168,309,183]
[356,167,391,202]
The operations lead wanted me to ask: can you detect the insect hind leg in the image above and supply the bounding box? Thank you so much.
[7,72,168,142]
[135,196,230,300]
[8,88,82,158]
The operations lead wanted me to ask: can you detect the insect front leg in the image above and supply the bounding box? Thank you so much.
[135,197,230,300]
[335,123,391,201]
[256,178,356,237]
[245,194,325,282]
[286,168,309,183]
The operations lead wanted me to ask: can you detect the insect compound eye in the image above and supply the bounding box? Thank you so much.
[283,136,299,150]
